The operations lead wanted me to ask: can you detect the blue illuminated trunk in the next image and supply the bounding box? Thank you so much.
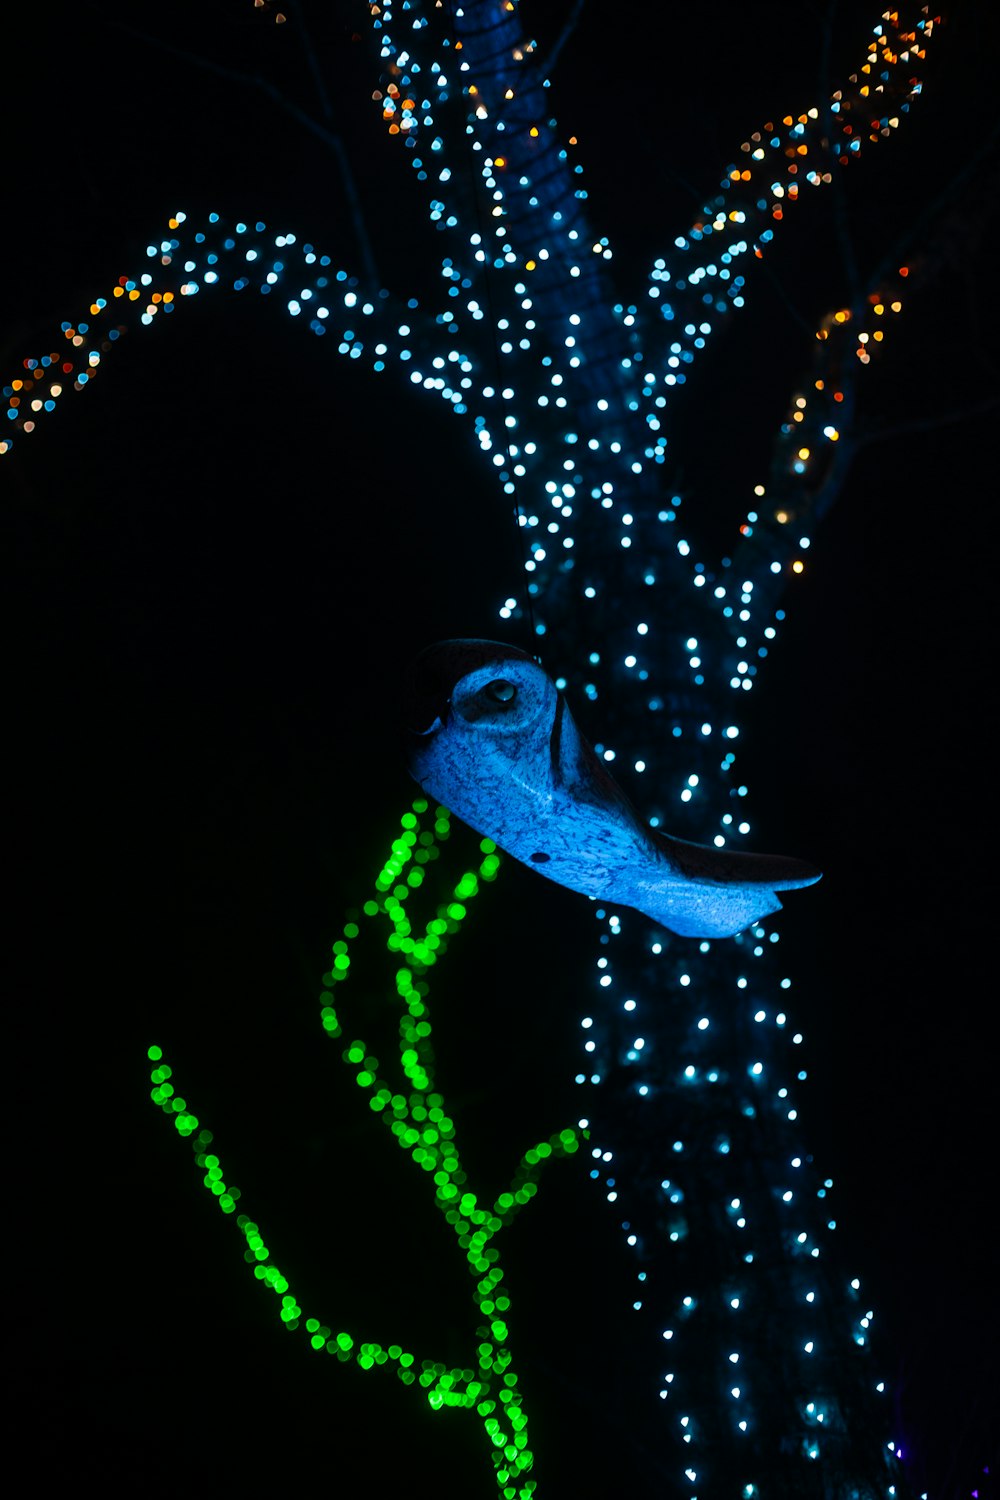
[431,4,910,1493]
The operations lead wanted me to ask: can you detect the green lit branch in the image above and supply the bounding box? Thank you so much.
[149,797,583,1500]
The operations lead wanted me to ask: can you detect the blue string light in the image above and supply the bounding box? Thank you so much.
[5,3,950,1491]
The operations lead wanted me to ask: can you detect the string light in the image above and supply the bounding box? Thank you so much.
[9,1,949,1488]
[150,799,582,1500]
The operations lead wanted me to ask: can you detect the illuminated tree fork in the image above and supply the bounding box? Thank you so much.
[150,802,581,1500]
[6,2,949,1493]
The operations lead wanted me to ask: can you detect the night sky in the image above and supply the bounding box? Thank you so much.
[4,3,998,1496]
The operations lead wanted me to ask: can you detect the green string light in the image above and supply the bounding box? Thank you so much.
[149,796,583,1499]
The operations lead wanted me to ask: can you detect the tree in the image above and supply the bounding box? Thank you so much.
[4,3,996,1496]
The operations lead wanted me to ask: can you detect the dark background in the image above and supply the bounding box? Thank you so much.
[4,2,997,1495]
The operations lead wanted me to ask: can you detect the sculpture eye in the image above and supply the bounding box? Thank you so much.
[485,679,517,704]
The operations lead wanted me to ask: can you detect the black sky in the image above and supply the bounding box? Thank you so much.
[4,3,998,1496]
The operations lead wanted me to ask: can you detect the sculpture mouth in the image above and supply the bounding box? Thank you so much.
[413,712,445,737]
[404,695,449,737]
[404,645,460,736]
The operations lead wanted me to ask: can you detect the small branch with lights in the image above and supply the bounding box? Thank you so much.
[148,798,583,1500]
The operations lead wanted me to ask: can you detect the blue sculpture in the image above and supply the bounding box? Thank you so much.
[404,640,821,939]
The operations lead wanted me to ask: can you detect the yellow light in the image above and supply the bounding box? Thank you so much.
[792,560,805,573]
[797,448,810,460]
[776,511,789,524]
[529,126,539,137]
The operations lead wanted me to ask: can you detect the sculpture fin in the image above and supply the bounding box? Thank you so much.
[637,831,821,939]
